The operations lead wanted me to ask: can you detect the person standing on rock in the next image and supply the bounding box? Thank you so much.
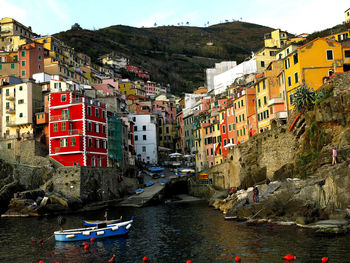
[253,186,259,203]
[332,146,338,165]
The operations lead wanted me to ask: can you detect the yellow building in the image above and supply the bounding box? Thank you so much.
[346,8,350,24]
[35,36,67,63]
[252,46,279,73]
[254,75,270,132]
[194,121,206,171]
[284,38,344,111]
[264,29,288,48]
[119,80,145,97]
[275,43,301,60]
[2,81,42,138]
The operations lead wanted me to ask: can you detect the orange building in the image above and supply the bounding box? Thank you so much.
[18,42,44,79]
[234,86,256,144]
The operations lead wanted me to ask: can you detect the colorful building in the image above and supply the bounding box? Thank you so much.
[264,29,289,49]
[49,92,108,167]
[18,42,44,79]
[1,81,42,138]
[108,115,128,169]
[283,38,345,111]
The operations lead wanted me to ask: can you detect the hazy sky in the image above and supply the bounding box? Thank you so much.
[0,0,349,36]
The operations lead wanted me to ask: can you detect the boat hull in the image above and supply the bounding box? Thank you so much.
[55,218,133,242]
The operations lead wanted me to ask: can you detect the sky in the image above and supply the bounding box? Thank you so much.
[0,0,349,36]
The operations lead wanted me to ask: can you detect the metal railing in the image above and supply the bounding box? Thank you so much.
[50,115,70,121]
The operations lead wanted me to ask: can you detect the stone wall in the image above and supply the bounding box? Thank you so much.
[0,139,49,166]
[51,166,138,203]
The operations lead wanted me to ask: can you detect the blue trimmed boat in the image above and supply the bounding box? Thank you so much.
[83,218,122,227]
[54,217,134,242]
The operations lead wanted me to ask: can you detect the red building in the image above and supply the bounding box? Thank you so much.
[49,92,108,167]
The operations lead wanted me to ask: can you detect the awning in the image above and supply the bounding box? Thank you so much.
[158,146,172,152]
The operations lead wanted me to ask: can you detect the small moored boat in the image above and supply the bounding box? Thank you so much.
[54,217,134,242]
[135,188,144,194]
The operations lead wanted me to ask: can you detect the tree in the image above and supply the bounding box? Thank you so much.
[292,84,316,113]
[71,23,82,30]
[186,21,189,25]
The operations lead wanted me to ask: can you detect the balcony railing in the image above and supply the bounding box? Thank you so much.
[68,129,83,135]
[6,121,18,127]
[268,97,285,106]
[274,111,288,119]
[50,115,70,121]
[5,94,15,101]
[6,108,15,114]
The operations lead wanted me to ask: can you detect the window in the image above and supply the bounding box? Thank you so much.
[60,138,68,147]
[142,146,146,152]
[21,60,25,66]
[134,126,137,131]
[264,96,267,105]
[38,64,41,70]
[260,61,265,68]
[95,124,100,133]
[263,80,266,90]
[88,138,92,147]
[87,107,91,116]
[288,76,292,87]
[294,72,299,84]
[54,123,58,132]
[21,50,25,57]
[103,140,106,149]
[345,50,350,58]
[222,125,226,134]
[293,53,298,64]
[88,122,92,131]
[19,113,23,117]
[143,125,146,131]
[135,135,138,141]
[38,55,42,61]
[61,94,67,102]
[285,58,290,69]
[326,50,333,60]
[11,63,14,69]
[96,139,100,148]
[7,143,11,149]
[61,122,66,131]
[102,111,105,119]
[258,99,261,107]
[71,137,76,146]
[21,70,25,76]
[95,108,99,117]
[18,99,24,104]
[290,94,294,105]
[102,125,106,134]
[143,135,146,140]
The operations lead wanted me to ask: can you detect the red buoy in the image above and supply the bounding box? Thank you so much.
[186,260,192,263]
[39,261,43,263]
[321,257,328,263]
[283,254,296,261]
[90,238,95,244]
[143,256,148,262]
[108,254,116,262]
[235,256,241,262]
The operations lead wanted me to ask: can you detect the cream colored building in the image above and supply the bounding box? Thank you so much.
[346,8,350,23]
[2,81,42,138]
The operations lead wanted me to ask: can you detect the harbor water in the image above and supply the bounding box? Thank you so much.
[0,201,349,263]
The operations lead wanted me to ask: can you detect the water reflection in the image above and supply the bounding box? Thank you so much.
[0,202,349,263]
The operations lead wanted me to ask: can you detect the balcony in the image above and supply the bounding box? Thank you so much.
[6,121,18,127]
[268,97,285,106]
[68,129,83,135]
[274,111,288,120]
[5,94,15,101]
[50,114,70,121]
[6,107,15,114]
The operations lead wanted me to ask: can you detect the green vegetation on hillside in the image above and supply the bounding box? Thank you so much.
[54,22,274,94]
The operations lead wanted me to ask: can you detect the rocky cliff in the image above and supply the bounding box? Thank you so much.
[206,72,350,231]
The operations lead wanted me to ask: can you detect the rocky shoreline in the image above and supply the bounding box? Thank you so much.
[209,167,350,235]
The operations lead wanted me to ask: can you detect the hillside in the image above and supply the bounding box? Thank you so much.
[54,22,274,94]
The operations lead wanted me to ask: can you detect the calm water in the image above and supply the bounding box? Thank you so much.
[0,201,349,263]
